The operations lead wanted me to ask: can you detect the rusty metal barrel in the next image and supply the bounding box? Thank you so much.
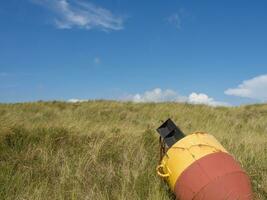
[156,119,253,200]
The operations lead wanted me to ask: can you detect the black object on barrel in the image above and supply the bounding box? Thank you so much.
[156,119,185,148]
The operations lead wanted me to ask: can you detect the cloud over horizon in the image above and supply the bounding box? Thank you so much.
[188,92,230,107]
[124,88,229,107]
[67,98,87,103]
[225,74,267,101]
[125,88,187,103]
[31,0,125,31]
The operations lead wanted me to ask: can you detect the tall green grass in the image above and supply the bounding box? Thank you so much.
[0,101,266,200]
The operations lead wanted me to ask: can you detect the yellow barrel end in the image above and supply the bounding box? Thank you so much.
[157,132,228,190]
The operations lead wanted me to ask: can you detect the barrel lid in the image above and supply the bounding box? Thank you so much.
[157,119,185,148]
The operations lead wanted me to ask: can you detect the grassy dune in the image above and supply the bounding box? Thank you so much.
[0,101,266,200]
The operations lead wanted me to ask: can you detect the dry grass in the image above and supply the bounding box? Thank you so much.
[0,101,266,200]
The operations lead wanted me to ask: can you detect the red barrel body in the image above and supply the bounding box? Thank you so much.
[157,132,253,200]
[175,152,253,200]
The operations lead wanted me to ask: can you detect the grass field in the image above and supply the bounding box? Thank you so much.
[0,101,266,200]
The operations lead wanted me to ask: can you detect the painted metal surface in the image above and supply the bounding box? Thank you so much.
[175,152,253,200]
[157,132,253,200]
[157,132,228,190]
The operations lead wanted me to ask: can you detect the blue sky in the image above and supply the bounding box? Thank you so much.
[1,0,267,105]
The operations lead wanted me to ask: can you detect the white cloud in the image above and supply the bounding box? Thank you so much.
[32,0,125,31]
[188,92,230,107]
[167,13,181,29]
[225,74,267,101]
[126,88,186,103]
[67,98,87,103]
[124,88,229,106]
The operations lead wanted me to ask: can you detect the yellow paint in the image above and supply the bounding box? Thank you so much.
[157,132,228,191]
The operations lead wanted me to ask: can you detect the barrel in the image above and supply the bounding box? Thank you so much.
[156,129,253,200]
